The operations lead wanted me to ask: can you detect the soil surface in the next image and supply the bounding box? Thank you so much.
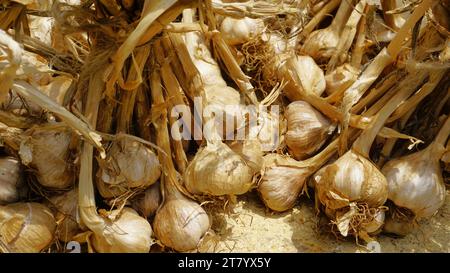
[198,190,450,253]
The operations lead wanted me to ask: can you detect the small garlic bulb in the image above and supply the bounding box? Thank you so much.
[271,55,326,101]
[89,207,153,253]
[258,154,311,212]
[19,125,74,189]
[382,143,446,219]
[220,17,265,45]
[315,150,388,211]
[302,28,339,63]
[96,138,161,199]
[0,157,27,205]
[325,63,359,95]
[383,215,415,236]
[47,188,81,242]
[184,141,255,196]
[285,101,334,160]
[0,202,56,253]
[153,191,210,252]
[132,181,161,218]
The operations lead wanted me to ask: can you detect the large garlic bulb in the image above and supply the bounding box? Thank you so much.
[382,143,446,219]
[88,207,153,253]
[19,125,74,189]
[97,138,161,199]
[0,157,27,205]
[258,154,311,212]
[184,141,255,196]
[153,188,210,252]
[0,202,56,253]
[285,101,334,160]
[132,181,161,218]
[47,188,81,242]
[315,150,388,211]
[220,16,265,45]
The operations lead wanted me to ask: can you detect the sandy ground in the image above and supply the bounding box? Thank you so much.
[197,190,450,253]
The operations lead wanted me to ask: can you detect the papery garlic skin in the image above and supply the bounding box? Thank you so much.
[20,127,74,189]
[220,17,265,45]
[382,144,446,218]
[184,142,254,196]
[97,139,161,198]
[285,101,334,160]
[361,209,385,234]
[315,151,388,210]
[302,29,339,63]
[258,154,310,212]
[0,157,27,205]
[269,55,326,101]
[153,197,210,252]
[325,63,359,95]
[48,188,81,242]
[0,202,56,253]
[91,207,153,253]
[132,182,161,218]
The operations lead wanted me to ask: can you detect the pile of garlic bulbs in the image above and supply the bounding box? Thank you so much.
[0,0,448,253]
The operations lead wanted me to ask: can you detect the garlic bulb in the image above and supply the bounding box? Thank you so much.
[315,151,388,211]
[266,53,326,101]
[184,141,255,196]
[259,139,338,212]
[258,154,311,212]
[96,138,161,199]
[89,207,153,253]
[285,101,334,160]
[19,125,74,189]
[325,63,359,95]
[382,143,447,219]
[383,215,415,236]
[302,0,354,62]
[220,16,265,45]
[132,181,161,218]
[47,188,81,242]
[0,202,56,253]
[0,157,27,205]
[153,187,210,252]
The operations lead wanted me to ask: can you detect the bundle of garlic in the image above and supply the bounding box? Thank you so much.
[150,68,210,252]
[313,48,448,241]
[0,157,27,205]
[173,9,259,197]
[0,202,56,253]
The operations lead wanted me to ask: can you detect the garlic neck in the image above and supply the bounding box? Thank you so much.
[328,0,354,34]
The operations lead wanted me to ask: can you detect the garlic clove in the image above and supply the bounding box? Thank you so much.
[153,196,210,252]
[285,101,334,160]
[0,157,27,205]
[96,138,161,199]
[132,181,161,218]
[90,207,153,253]
[47,188,81,243]
[258,154,311,212]
[0,202,56,253]
[184,141,254,196]
[20,125,74,189]
[382,143,446,218]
